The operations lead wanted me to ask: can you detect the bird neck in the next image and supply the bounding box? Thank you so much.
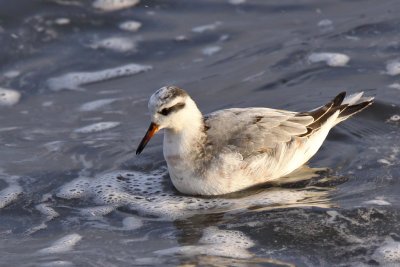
[163,99,205,157]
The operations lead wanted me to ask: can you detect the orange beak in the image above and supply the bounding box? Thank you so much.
[136,122,159,155]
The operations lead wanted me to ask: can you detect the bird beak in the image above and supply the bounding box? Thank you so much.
[136,122,159,155]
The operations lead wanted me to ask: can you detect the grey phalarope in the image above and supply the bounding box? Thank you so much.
[136,86,373,196]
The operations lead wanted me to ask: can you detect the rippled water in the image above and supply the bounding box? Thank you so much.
[1,0,400,266]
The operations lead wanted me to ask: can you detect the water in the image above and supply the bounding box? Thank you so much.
[0,0,400,266]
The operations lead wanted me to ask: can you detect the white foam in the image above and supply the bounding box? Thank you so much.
[57,169,330,220]
[345,35,360,41]
[364,198,391,206]
[372,237,400,265]
[54,18,70,25]
[0,126,20,132]
[155,226,254,259]
[243,71,265,82]
[43,141,65,153]
[0,87,21,106]
[386,60,400,76]
[200,226,254,248]
[219,34,229,42]
[74,121,120,133]
[121,216,143,230]
[308,52,350,67]
[79,98,119,111]
[388,114,400,122]
[36,203,60,219]
[40,261,74,267]
[229,0,246,5]
[192,22,221,33]
[119,20,142,32]
[318,19,333,27]
[57,177,91,199]
[25,223,48,235]
[388,83,400,90]
[154,244,253,259]
[24,203,60,234]
[90,37,137,52]
[202,46,222,56]
[0,179,22,209]
[38,233,82,254]
[92,0,140,12]
[79,205,115,216]
[377,158,392,165]
[326,210,362,226]
[318,19,334,33]
[47,63,152,91]
[42,101,54,107]
[174,35,188,42]
[3,70,20,78]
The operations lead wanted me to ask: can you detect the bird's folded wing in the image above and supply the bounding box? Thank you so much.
[204,108,314,158]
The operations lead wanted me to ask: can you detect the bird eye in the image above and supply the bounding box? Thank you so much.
[159,108,170,116]
[158,103,185,116]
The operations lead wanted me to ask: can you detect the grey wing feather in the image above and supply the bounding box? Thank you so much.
[204,108,313,158]
[203,91,373,160]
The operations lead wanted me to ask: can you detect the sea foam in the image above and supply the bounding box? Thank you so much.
[202,46,222,56]
[93,0,140,12]
[74,121,121,133]
[90,37,137,52]
[47,63,152,91]
[38,233,82,254]
[119,21,142,32]
[79,98,119,112]
[192,22,221,33]
[0,174,22,209]
[372,237,400,266]
[0,87,21,106]
[308,52,350,67]
[154,226,254,259]
[386,60,400,76]
[0,184,23,209]
[56,169,330,220]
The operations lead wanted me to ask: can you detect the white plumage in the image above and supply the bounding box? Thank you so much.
[136,86,374,196]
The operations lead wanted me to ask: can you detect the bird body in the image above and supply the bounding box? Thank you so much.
[137,86,373,196]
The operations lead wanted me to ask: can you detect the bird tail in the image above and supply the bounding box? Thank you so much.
[334,91,374,125]
[297,91,374,137]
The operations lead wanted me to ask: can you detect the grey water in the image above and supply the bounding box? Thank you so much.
[1,0,400,266]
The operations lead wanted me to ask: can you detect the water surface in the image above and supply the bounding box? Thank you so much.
[1,0,400,266]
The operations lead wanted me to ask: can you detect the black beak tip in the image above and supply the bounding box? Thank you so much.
[136,145,144,155]
[136,142,147,155]
[135,122,158,156]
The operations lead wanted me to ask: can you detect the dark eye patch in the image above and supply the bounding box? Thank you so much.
[158,102,185,116]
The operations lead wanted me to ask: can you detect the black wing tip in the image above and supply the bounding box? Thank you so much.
[339,100,373,118]
[333,91,347,106]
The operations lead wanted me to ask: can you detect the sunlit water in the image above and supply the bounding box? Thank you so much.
[1,0,400,266]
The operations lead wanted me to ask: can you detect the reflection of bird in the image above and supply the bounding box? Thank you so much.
[136,86,373,196]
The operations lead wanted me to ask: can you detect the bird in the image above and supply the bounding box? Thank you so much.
[136,86,373,196]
